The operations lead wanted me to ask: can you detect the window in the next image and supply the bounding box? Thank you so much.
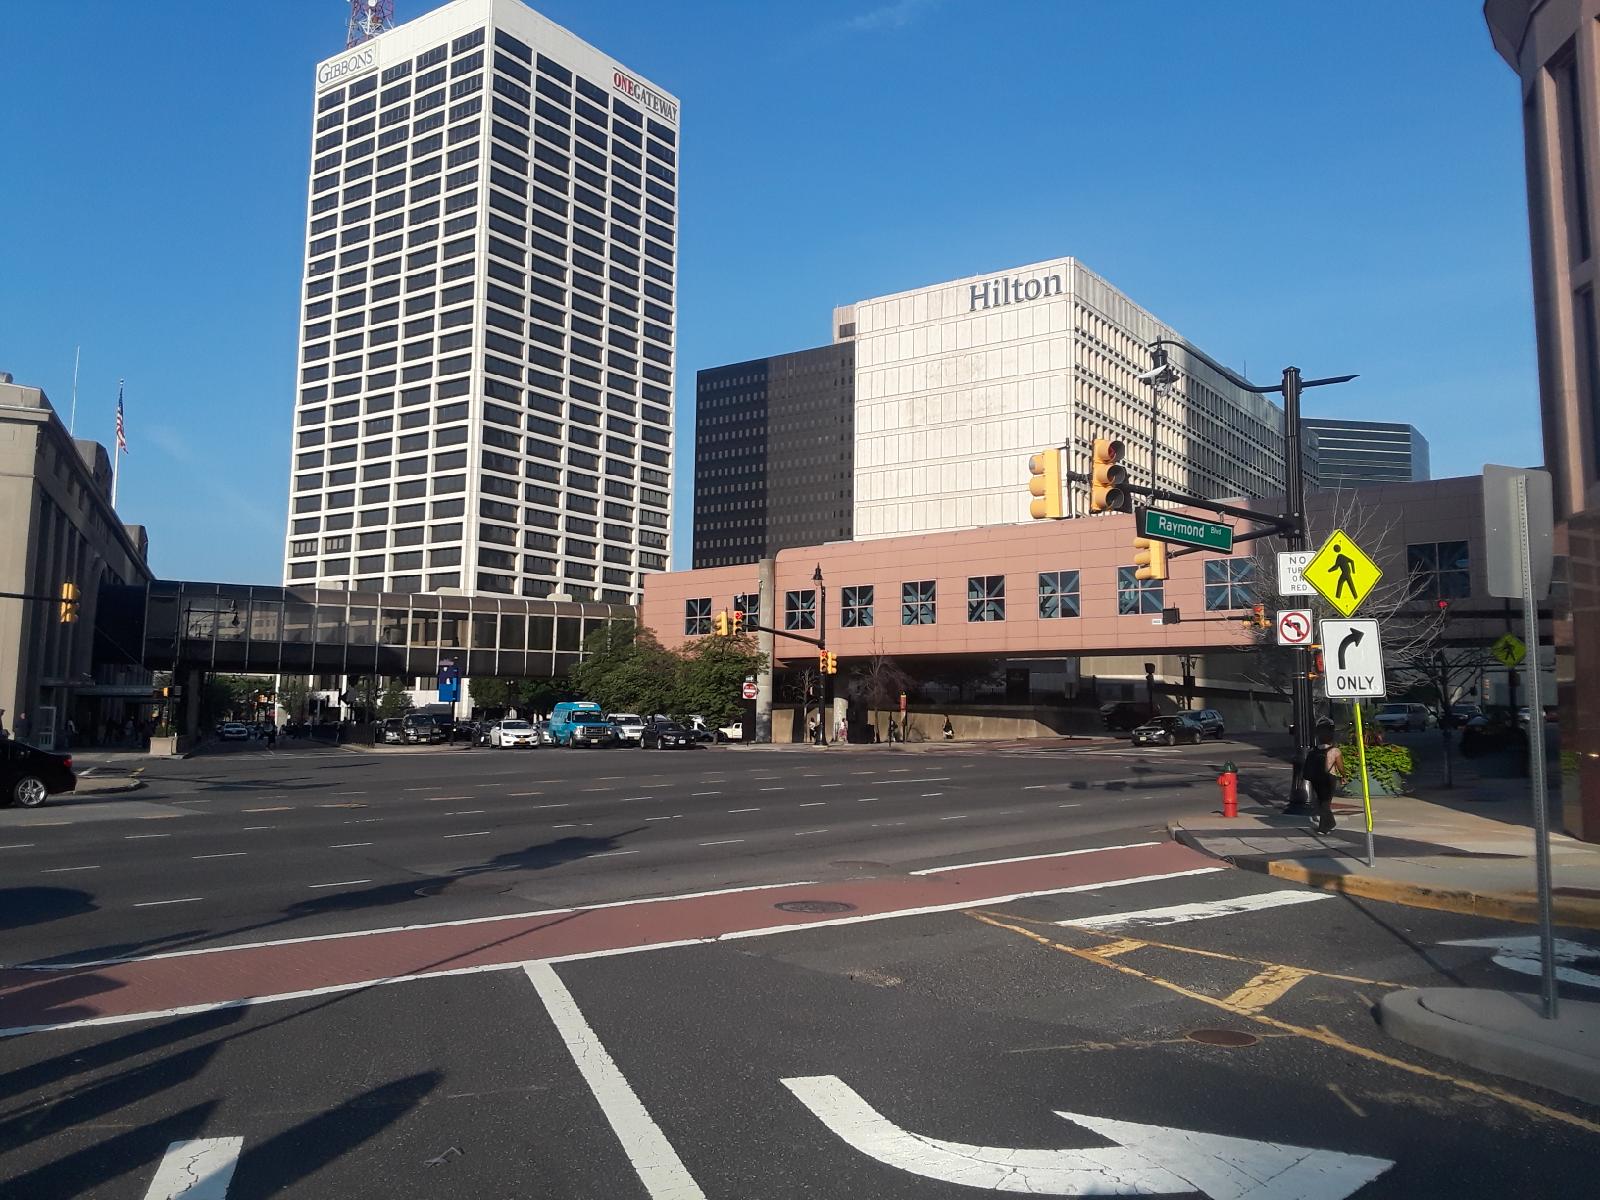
[1038,570,1080,619]
[841,585,873,628]
[684,597,711,635]
[784,588,816,631]
[1118,567,1165,615]
[733,592,760,625]
[1407,541,1470,600]
[967,575,1005,622]
[901,580,935,625]
[1204,558,1255,611]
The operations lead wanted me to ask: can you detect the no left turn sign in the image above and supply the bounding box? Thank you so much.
[1276,609,1314,647]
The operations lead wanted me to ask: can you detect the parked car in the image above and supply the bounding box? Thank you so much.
[1102,701,1160,733]
[1,740,75,808]
[566,716,616,747]
[547,701,604,746]
[218,721,250,741]
[489,718,538,748]
[1188,708,1226,738]
[535,720,557,746]
[641,716,693,749]
[1449,703,1483,728]
[1131,714,1207,747]
[380,718,406,744]
[607,713,645,746]
[1375,703,1429,732]
[402,714,445,744]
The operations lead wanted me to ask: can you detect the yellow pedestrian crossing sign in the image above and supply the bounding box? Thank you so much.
[1491,633,1526,668]
[1304,528,1383,617]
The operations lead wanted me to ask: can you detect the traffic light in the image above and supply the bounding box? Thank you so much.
[713,610,731,636]
[1307,644,1325,682]
[1245,603,1270,630]
[1132,536,1168,582]
[825,651,838,675]
[1090,438,1129,513]
[818,650,829,674]
[58,582,80,624]
[1027,447,1064,520]
[730,609,745,635]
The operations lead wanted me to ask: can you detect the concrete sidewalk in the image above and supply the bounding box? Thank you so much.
[1170,788,1600,928]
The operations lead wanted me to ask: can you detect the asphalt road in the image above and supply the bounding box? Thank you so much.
[2,738,1597,1199]
[1,736,1273,966]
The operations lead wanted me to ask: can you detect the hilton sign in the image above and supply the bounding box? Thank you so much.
[969,271,1063,312]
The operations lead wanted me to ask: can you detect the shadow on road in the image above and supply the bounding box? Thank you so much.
[0,886,98,932]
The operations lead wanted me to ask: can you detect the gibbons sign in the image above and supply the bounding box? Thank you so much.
[969,271,1063,312]
[613,69,678,125]
[317,45,377,91]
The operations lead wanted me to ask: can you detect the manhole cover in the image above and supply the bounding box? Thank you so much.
[1185,1028,1259,1047]
[775,900,858,914]
[415,878,517,898]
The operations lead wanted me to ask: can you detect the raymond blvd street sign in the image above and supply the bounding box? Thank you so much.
[1138,508,1234,553]
[1321,619,1385,699]
[1303,528,1382,617]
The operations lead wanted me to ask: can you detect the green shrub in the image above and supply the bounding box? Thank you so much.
[1340,738,1413,794]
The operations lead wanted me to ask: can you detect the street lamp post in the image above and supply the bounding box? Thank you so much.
[813,563,828,747]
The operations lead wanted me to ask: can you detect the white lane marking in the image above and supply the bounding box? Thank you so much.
[939,815,969,821]
[1058,804,1081,809]
[43,865,99,873]
[404,787,441,791]
[857,797,877,803]
[819,783,841,788]
[583,787,616,793]
[345,818,383,824]
[622,796,653,801]
[552,824,579,829]
[760,787,786,792]
[444,831,492,839]
[782,1075,1392,1197]
[692,791,721,796]
[885,776,949,784]
[141,1136,243,1200]
[922,792,943,798]
[333,791,367,796]
[728,807,760,813]
[329,842,373,849]
[794,829,830,837]
[0,842,37,849]
[191,853,246,860]
[242,826,276,831]
[1064,890,1333,931]
[907,841,1163,876]
[524,962,707,1199]
[307,879,371,889]
[799,801,826,808]
[445,809,487,815]
[124,834,169,840]
[871,821,906,827]
[243,806,292,813]
[587,850,639,858]
[508,791,544,797]
[133,897,205,908]
[701,839,744,847]
[645,814,681,821]
[527,803,569,810]
[430,796,471,801]
[1443,935,1600,990]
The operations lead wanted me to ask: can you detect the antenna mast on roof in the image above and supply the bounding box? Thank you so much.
[346,0,395,48]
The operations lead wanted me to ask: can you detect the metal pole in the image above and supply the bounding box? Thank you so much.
[1354,701,1375,868]
[1516,476,1558,1018]
[818,579,828,746]
[1282,367,1312,812]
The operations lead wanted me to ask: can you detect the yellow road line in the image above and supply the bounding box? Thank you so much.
[1223,964,1309,1012]
[967,910,1600,1136]
[1085,937,1145,959]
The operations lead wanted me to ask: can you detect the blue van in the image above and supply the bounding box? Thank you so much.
[547,701,614,747]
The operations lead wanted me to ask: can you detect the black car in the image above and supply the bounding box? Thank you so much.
[1189,708,1227,738]
[1101,701,1160,732]
[1131,715,1207,747]
[402,714,446,744]
[2,740,76,808]
[641,717,692,749]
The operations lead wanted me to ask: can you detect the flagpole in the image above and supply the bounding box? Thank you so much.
[69,346,80,436]
[111,379,123,509]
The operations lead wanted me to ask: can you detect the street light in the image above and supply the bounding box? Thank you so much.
[813,564,828,746]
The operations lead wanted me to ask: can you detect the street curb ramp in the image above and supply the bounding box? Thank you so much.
[1378,988,1600,1109]
[1168,822,1600,931]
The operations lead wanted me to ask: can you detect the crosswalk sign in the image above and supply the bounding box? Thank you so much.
[1304,528,1383,618]
[1491,633,1526,668]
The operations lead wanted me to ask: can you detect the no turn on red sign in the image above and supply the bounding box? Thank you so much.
[1275,609,1314,647]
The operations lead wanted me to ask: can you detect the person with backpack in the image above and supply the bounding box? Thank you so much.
[1304,720,1345,835]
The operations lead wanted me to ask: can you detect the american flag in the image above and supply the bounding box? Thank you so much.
[115,381,127,453]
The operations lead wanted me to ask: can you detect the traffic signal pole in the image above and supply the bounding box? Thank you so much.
[1281,367,1314,813]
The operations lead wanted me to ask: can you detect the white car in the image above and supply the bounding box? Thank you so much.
[219,722,250,741]
[489,719,538,748]
[607,713,645,745]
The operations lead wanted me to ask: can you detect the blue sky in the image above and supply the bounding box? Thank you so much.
[1,1,1533,584]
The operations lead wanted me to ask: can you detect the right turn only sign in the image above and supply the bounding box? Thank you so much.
[1321,619,1385,699]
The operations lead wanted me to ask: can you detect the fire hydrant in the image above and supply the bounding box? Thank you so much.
[1217,761,1239,818]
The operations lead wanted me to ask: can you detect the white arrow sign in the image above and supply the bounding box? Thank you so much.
[1444,935,1600,990]
[1320,619,1385,700]
[782,1075,1393,1198]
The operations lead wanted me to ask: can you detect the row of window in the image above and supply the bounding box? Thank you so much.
[679,541,1476,634]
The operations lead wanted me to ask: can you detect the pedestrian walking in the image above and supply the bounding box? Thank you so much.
[265,723,277,749]
[807,713,820,745]
[887,716,899,743]
[1304,720,1344,835]
[943,716,955,741]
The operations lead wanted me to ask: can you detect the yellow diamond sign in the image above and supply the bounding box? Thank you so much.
[1304,528,1383,617]
[1491,633,1526,668]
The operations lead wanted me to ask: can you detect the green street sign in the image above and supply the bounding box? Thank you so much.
[1138,507,1234,553]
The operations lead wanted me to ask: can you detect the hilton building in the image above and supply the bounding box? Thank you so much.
[833,257,1295,541]
[1302,418,1430,489]
[283,0,679,606]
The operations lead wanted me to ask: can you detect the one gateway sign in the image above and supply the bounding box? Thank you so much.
[613,69,678,124]
[317,45,377,91]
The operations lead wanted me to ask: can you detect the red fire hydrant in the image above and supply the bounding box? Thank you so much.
[1217,761,1239,818]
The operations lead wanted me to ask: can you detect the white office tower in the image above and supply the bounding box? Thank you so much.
[835,257,1288,539]
[283,0,678,603]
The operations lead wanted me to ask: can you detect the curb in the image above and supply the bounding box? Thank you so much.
[1378,988,1600,1109]
[1170,824,1600,930]
[74,779,147,797]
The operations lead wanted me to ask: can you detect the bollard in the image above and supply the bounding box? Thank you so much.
[1217,760,1238,818]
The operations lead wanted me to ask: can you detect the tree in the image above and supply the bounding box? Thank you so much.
[377,677,414,719]
[571,620,678,714]
[675,632,765,724]
[278,675,311,723]
[468,676,520,711]
[850,646,916,740]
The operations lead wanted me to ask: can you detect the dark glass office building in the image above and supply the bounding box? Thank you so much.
[693,342,855,568]
[1302,418,1430,489]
